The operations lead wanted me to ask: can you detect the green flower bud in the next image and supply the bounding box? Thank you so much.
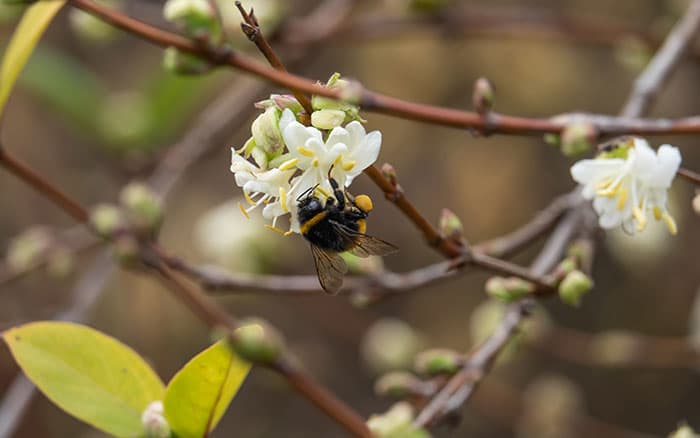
[141,401,171,438]
[669,423,700,438]
[374,371,427,398]
[438,208,464,242]
[558,270,593,307]
[68,2,121,42]
[543,133,560,147]
[413,348,461,376]
[251,106,284,159]
[472,77,494,115]
[163,0,218,39]
[119,182,164,236]
[311,73,364,123]
[5,227,51,273]
[367,402,429,438]
[311,109,346,130]
[255,94,303,114]
[46,246,75,278]
[590,331,641,366]
[552,256,577,278]
[560,121,597,157]
[485,276,534,303]
[361,318,425,374]
[381,162,398,185]
[112,234,141,267]
[90,203,124,238]
[162,47,211,75]
[230,318,284,364]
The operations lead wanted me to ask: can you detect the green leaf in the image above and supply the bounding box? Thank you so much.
[0,0,66,117]
[164,340,251,438]
[3,322,165,437]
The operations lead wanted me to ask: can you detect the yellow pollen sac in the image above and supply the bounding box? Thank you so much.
[279,187,288,213]
[243,191,257,206]
[653,206,662,220]
[662,212,678,235]
[264,224,288,235]
[315,186,330,198]
[596,187,618,198]
[616,188,628,210]
[278,158,299,171]
[238,203,250,219]
[632,207,647,231]
[342,160,356,171]
[312,158,319,167]
[334,155,343,166]
[297,146,314,157]
[355,194,373,213]
[284,230,294,236]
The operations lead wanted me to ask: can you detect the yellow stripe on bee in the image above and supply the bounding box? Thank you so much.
[297,146,314,157]
[357,219,366,235]
[300,211,328,235]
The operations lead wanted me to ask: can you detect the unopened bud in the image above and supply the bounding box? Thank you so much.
[311,73,364,122]
[251,106,284,158]
[590,331,641,366]
[438,208,464,242]
[141,401,170,438]
[552,257,577,279]
[120,182,164,236]
[163,0,218,39]
[560,121,597,157]
[90,203,124,238]
[230,318,284,364]
[472,77,494,115]
[255,94,303,114]
[558,270,593,307]
[46,246,75,278]
[367,402,428,438]
[374,371,427,398]
[163,47,211,75]
[112,234,141,267]
[414,348,461,376]
[311,109,346,130]
[5,227,52,273]
[485,276,534,303]
[381,163,398,185]
[669,423,700,438]
[567,239,594,271]
[693,192,700,215]
[361,318,424,374]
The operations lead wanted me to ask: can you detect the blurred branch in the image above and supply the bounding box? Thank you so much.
[68,0,700,137]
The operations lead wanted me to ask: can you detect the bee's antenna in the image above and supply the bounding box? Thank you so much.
[327,164,335,180]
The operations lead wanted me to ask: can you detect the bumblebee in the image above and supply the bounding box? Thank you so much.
[297,175,398,294]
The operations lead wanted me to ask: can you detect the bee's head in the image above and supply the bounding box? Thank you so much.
[354,194,373,213]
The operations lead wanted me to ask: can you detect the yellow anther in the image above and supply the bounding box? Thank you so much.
[596,188,617,198]
[243,191,257,206]
[616,188,628,210]
[279,187,289,213]
[662,212,678,235]
[238,203,250,219]
[632,207,647,231]
[653,206,662,220]
[264,224,287,235]
[342,160,356,172]
[595,178,613,190]
[315,186,330,198]
[312,158,319,167]
[297,146,314,157]
[278,158,299,171]
[284,230,294,236]
[355,194,373,213]
[334,155,343,166]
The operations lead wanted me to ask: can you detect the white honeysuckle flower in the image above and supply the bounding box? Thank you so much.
[279,108,381,189]
[230,150,296,234]
[570,137,681,235]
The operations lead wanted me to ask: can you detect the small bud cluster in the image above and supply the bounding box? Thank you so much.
[229,318,284,364]
[366,402,429,438]
[485,276,535,303]
[4,226,76,278]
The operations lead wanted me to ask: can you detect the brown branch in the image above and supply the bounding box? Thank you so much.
[620,0,700,118]
[68,0,700,137]
[678,167,700,185]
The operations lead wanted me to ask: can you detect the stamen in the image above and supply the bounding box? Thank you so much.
[632,207,647,231]
[264,224,288,235]
[342,160,356,171]
[616,188,628,210]
[653,207,662,220]
[662,212,678,235]
[284,230,294,236]
[278,158,299,171]
[279,187,289,213]
[297,146,314,157]
[312,158,319,167]
[243,191,257,206]
[315,186,330,198]
[238,203,250,219]
[334,155,343,166]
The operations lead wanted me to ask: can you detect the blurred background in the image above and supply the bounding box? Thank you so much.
[1,0,700,436]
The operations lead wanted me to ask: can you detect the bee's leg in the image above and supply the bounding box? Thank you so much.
[329,176,346,210]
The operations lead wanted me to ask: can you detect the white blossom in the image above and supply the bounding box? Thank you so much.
[570,137,681,235]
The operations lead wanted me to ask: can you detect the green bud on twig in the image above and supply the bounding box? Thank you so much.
[46,246,75,278]
[120,182,164,237]
[414,348,461,376]
[230,318,284,365]
[311,109,346,130]
[485,276,534,303]
[381,163,398,186]
[5,227,51,273]
[374,371,429,398]
[558,270,593,307]
[112,234,141,267]
[163,0,219,39]
[560,121,597,157]
[367,402,429,438]
[163,47,212,75]
[472,77,494,115]
[311,73,364,122]
[90,203,124,238]
[438,208,464,243]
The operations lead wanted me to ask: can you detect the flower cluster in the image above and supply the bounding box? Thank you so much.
[570,137,681,235]
[231,79,381,234]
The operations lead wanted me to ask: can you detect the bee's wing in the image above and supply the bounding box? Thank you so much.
[310,244,347,294]
[328,220,399,258]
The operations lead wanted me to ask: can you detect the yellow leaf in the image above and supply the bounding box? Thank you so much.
[0,0,66,117]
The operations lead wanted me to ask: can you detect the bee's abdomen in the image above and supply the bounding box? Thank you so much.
[304,219,355,252]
